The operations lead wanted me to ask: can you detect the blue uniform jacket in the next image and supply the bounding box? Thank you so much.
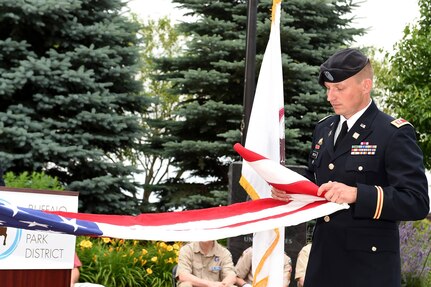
[303,101,429,287]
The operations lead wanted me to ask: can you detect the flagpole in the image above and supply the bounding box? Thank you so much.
[241,0,258,145]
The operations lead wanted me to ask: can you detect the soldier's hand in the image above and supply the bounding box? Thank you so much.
[317,181,357,204]
[271,186,291,202]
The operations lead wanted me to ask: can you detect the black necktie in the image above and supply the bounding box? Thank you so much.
[334,121,348,150]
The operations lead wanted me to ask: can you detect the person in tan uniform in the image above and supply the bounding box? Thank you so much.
[176,240,237,287]
[235,246,292,287]
[295,243,312,287]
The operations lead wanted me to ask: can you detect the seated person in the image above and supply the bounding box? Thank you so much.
[71,252,81,286]
[295,243,312,287]
[235,246,292,287]
[176,240,237,287]
[72,252,105,287]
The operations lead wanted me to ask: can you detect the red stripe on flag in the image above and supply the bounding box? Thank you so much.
[218,201,326,229]
[234,143,265,161]
[270,181,320,197]
[51,198,288,227]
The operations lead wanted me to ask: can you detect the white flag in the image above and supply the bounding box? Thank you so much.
[239,1,285,286]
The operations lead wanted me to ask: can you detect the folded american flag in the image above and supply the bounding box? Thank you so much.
[0,145,348,241]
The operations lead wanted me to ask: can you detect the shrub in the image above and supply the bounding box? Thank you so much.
[4,171,64,190]
[76,237,181,287]
[400,219,431,287]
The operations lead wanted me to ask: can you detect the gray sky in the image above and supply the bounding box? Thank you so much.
[128,0,420,51]
[351,0,419,51]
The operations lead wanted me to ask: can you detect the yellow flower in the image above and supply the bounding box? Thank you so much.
[146,268,153,274]
[166,257,174,263]
[129,249,135,256]
[119,239,125,245]
[79,240,93,249]
[141,259,147,266]
[159,242,167,249]
[102,237,111,244]
[173,243,180,250]
[141,248,148,255]
[92,254,97,262]
[133,240,139,246]
[151,256,158,262]
[166,245,174,252]
[133,258,138,264]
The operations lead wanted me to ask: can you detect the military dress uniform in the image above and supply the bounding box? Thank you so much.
[303,101,429,287]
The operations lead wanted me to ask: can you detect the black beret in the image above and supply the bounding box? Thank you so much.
[318,48,369,86]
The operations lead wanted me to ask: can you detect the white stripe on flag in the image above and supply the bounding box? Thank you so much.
[0,198,348,242]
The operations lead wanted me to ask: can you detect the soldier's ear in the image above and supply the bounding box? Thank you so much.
[361,78,372,94]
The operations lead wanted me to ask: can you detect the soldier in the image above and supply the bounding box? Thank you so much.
[272,48,429,287]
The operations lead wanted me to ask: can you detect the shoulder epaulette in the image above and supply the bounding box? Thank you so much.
[391,118,413,128]
[318,115,332,123]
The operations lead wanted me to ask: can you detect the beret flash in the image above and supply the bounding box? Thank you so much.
[318,48,369,86]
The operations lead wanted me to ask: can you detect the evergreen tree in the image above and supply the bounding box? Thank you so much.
[154,0,364,210]
[0,0,148,214]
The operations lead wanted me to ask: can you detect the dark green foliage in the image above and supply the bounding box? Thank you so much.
[0,0,148,214]
[380,0,431,169]
[153,0,364,210]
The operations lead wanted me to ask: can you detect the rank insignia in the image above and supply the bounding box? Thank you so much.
[391,118,413,128]
[351,142,377,155]
[315,138,323,150]
[352,132,360,139]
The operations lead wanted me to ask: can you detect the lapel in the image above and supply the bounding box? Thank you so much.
[322,117,338,158]
[332,101,379,159]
